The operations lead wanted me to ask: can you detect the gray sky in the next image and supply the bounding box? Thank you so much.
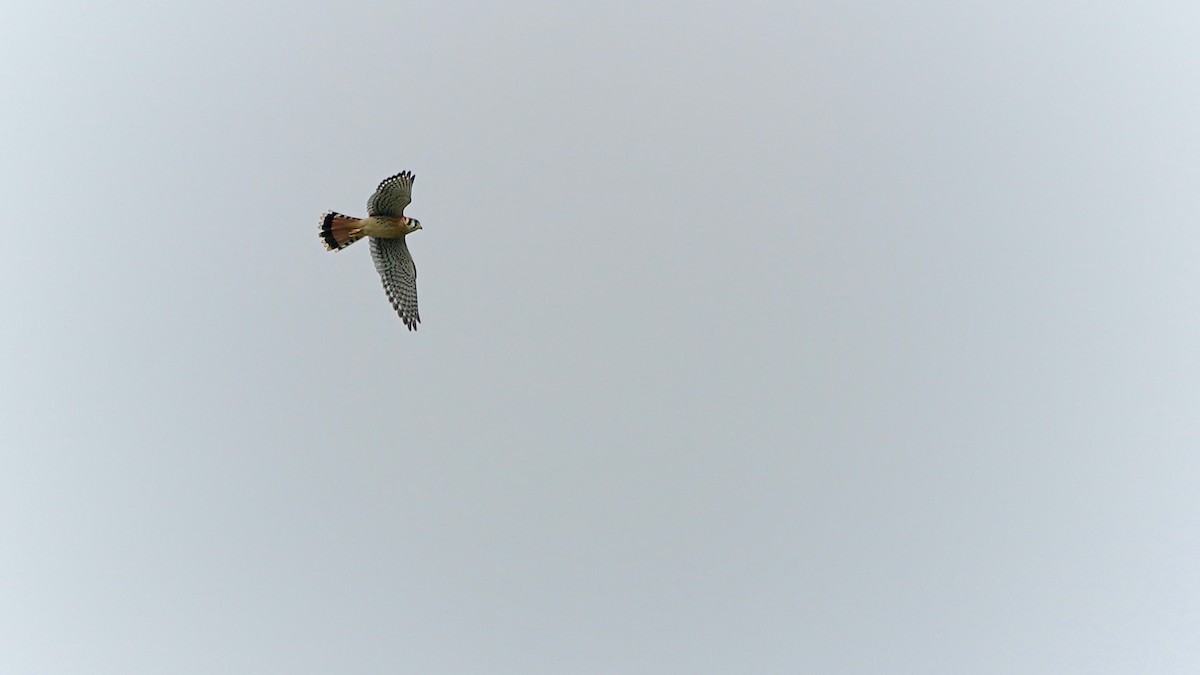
[4,1,1200,673]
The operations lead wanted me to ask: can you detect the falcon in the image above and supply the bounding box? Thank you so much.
[319,171,424,330]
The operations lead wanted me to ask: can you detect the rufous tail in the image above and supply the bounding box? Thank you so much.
[320,212,365,251]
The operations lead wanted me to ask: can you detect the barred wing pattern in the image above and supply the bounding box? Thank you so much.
[367,171,414,217]
[370,236,420,330]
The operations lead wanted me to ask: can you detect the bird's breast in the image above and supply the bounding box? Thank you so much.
[360,216,408,238]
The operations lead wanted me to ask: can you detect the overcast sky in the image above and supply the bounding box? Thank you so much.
[3,2,1200,673]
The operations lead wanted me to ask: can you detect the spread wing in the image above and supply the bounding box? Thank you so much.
[369,236,420,330]
[367,171,414,217]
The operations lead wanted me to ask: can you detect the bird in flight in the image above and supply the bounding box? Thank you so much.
[319,171,423,330]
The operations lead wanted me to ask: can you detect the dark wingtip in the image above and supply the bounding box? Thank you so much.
[377,170,415,190]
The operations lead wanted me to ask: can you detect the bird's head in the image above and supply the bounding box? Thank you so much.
[406,218,422,233]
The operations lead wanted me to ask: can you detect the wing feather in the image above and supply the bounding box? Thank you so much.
[369,237,420,330]
[367,171,414,217]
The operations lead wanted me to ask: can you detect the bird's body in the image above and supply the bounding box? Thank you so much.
[359,215,417,238]
[319,171,424,330]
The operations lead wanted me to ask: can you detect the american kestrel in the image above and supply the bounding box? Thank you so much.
[320,171,424,330]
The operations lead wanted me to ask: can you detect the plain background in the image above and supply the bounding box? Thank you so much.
[3,2,1199,673]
